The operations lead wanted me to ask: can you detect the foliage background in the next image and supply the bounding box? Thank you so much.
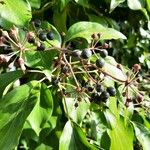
[0,0,150,150]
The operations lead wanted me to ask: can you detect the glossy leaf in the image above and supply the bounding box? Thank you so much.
[64,97,90,124]
[60,0,70,11]
[64,22,126,43]
[105,110,134,150]
[102,62,127,82]
[0,81,41,150]
[146,0,150,11]
[24,50,58,80]
[110,0,125,12]
[24,51,54,69]
[74,0,89,8]
[59,121,99,150]
[28,0,41,8]
[35,144,53,150]
[90,110,108,148]
[132,122,150,150]
[0,0,31,28]
[127,0,145,10]
[26,83,53,135]
[0,70,24,98]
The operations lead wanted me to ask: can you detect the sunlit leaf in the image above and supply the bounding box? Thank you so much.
[26,83,53,135]
[102,62,127,82]
[28,0,41,9]
[0,0,31,28]
[110,0,125,12]
[132,122,150,150]
[59,121,99,150]
[127,0,145,10]
[105,110,134,150]
[65,22,126,43]
[0,70,24,98]
[64,97,90,124]
[0,81,40,150]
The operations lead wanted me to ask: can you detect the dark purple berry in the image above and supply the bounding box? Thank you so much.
[37,43,45,51]
[47,31,54,40]
[51,78,60,86]
[91,93,99,102]
[96,58,105,68]
[99,49,108,58]
[86,85,94,92]
[28,37,35,44]
[39,32,47,41]
[81,49,92,59]
[72,50,82,58]
[95,84,104,92]
[61,66,70,74]
[33,19,41,27]
[107,86,116,96]
[137,94,144,102]
[100,91,109,101]
[74,102,78,108]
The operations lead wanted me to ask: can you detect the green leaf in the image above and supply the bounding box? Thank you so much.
[146,0,150,11]
[0,70,24,98]
[0,0,31,29]
[24,50,58,80]
[64,97,90,124]
[0,81,40,150]
[74,0,89,8]
[90,110,108,147]
[28,0,41,9]
[60,0,70,11]
[53,9,67,33]
[35,144,53,150]
[105,110,134,150]
[26,83,53,135]
[24,51,54,70]
[127,0,145,10]
[110,0,125,12]
[102,61,127,82]
[88,14,109,27]
[64,22,126,43]
[59,121,99,150]
[108,97,119,119]
[132,122,150,150]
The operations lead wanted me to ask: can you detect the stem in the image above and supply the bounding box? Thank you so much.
[74,70,96,74]
[59,85,71,119]
[63,53,80,89]
[7,36,19,48]
[80,60,97,83]
[27,70,43,73]
[60,82,77,89]
[38,77,47,83]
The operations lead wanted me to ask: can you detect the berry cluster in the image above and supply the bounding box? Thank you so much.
[28,19,54,51]
[90,84,116,103]
[0,21,144,108]
[0,20,55,71]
